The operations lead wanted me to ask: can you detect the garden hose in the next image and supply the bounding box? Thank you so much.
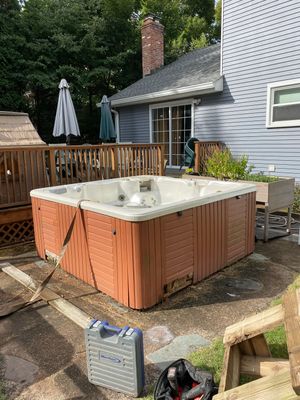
[256,212,300,231]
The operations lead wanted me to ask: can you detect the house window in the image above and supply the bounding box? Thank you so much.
[151,102,192,167]
[267,80,300,127]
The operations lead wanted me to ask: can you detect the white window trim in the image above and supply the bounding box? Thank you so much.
[266,78,300,128]
[149,99,195,168]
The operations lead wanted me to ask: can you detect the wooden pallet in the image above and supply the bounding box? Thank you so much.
[214,289,300,399]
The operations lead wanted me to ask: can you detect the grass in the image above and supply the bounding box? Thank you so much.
[271,274,300,306]
[0,383,6,400]
[188,338,225,384]
[188,324,288,388]
[0,356,6,400]
[142,275,300,398]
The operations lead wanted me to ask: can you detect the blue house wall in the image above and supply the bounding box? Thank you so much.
[117,0,300,180]
[194,0,300,179]
[119,104,149,143]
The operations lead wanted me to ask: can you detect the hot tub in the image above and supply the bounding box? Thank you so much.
[31,176,256,309]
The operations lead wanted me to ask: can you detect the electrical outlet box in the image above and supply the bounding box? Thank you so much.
[268,164,276,172]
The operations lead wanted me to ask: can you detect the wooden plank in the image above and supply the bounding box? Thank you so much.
[83,150,88,181]
[10,152,16,202]
[35,150,41,188]
[239,339,255,356]
[138,147,141,175]
[240,355,290,377]
[251,334,272,357]
[145,146,148,174]
[79,149,84,181]
[1,263,92,329]
[21,151,29,198]
[48,149,57,186]
[3,152,10,203]
[41,150,48,186]
[283,288,300,395]
[239,334,271,357]
[0,205,32,225]
[17,151,23,200]
[29,151,35,189]
[223,304,284,345]
[214,370,300,400]
[69,149,74,182]
[219,344,241,392]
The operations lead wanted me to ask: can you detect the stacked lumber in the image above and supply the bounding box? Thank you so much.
[214,289,300,399]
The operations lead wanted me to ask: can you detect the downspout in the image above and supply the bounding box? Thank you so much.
[111,109,120,143]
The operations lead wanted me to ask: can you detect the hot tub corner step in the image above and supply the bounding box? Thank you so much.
[147,334,210,370]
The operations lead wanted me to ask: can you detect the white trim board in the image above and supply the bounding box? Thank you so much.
[149,100,195,167]
[220,0,224,75]
[266,78,300,128]
[111,77,223,107]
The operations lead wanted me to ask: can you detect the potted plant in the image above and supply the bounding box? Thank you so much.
[183,149,295,241]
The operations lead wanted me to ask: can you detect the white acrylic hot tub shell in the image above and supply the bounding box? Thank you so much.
[30,176,256,222]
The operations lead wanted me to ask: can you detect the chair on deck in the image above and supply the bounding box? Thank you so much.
[180,137,199,170]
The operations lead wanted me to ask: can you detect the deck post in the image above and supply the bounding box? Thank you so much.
[194,142,200,174]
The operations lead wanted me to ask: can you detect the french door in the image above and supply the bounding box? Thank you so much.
[151,103,192,167]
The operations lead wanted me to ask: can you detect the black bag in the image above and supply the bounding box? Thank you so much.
[154,359,218,400]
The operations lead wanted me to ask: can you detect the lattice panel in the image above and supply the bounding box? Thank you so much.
[0,219,34,247]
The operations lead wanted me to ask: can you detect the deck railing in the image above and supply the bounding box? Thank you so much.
[0,143,165,209]
[194,141,225,174]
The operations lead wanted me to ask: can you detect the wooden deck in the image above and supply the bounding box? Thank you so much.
[0,143,165,209]
[0,143,165,247]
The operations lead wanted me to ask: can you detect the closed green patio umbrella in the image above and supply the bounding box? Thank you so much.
[99,95,116,142]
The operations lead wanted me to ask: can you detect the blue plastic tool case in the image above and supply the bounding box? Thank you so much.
[85,320,144,397]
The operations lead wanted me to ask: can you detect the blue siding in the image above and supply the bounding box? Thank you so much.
[118,104,149,143]
[194,0,300,180]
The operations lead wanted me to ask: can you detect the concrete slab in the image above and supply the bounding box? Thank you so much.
[4,355,39,385]
[147,335,210,370]
[248,252,269,262]
[281,234,300,244]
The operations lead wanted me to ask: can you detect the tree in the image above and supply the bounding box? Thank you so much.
[139,0,217,60]
[0,0,27,111]
[0,0,220,142]
[214,0,222,41]
[20,0,140,140]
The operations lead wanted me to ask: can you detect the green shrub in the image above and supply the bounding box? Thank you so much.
[206,149,253,180]
[293,185,300,214]
[242,173,279,183]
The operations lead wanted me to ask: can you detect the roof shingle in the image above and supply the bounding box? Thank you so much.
[110,44,221,102]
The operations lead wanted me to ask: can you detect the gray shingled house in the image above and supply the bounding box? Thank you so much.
[110,1,300,180]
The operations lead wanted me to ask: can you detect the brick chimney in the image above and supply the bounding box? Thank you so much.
[141,14,164,77]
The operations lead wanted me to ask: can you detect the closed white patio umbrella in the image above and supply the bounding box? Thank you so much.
[53,79,80,142]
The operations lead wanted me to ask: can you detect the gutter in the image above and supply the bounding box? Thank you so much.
[111,76,223,108]
[111,109,120,142]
